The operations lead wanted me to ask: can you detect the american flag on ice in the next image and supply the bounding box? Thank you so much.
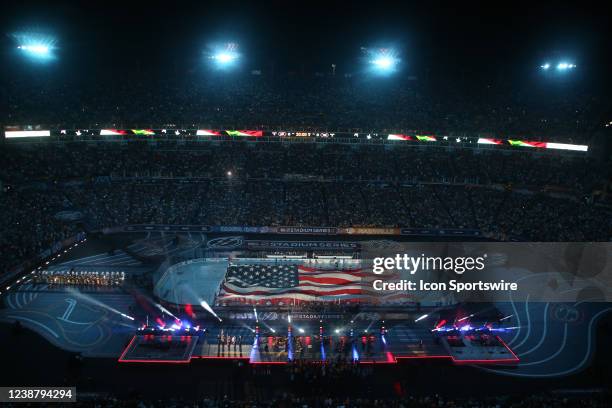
[216,264,411,304]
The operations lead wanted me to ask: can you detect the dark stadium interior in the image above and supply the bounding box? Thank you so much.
[1,1,611,407]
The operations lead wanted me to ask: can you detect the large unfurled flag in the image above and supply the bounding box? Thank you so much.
[216,264,411,304]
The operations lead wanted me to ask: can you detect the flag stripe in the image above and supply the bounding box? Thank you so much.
[298,275,361,285]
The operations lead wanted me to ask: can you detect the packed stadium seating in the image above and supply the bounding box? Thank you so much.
[2,74,607,143]
[1,141,610,276]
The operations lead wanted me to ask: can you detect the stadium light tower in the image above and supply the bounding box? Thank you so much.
[366,47,400,75]
[213,52,238,64]
[540,60,576,73]
[18,44,50,55]
[373,56,394,69]
[13,32,57,62]
[209,42,240,69]
[556,62,576,70]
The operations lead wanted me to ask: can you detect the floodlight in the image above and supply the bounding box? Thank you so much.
[214,52,237,64]
[556,62,575,70]
[13,32,57,62]
[18,44,50,55]
[210,44,240,68]
[373,57,394,69]
[367,47,400,74]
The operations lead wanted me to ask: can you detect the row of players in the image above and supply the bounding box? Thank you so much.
[33,269,126,287]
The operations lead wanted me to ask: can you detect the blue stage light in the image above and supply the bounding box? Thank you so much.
[352,345,359,361]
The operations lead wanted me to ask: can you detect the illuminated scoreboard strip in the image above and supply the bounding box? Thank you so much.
[100,129,128,136]
[196,129,222,136]
[131,129,155,135]
[481,138,588,152]
[545,142,588,152]
[476,138,504,145]
[3,128,589,152]
[387,134,588,152]
[225,130,263,137]
[387,134,413,141]
[416,135,436,142]
[5,130,51,138]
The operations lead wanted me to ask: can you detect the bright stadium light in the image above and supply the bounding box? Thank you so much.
[365,47,400,74]
[13,32,57,62]
[18,44,50,54]
[373,56,394,69]
[371,55,398,73]
[556,62,576,71]
[209,42,240,69]
[214,52,237,63]
[541,59,576,74]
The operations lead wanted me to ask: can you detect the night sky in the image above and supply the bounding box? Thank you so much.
[1,0,610,85]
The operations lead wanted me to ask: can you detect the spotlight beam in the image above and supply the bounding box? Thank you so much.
[415,314,428,322]
[200,300,222,322]
[65,288,135,323]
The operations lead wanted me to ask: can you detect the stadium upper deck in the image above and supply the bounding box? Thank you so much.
[2,75,608,145]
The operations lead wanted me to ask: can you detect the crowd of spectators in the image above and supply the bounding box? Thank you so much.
[2,74,607,143]
[1,142,608,190]
[0,187,79,277]
[1,142,610,276]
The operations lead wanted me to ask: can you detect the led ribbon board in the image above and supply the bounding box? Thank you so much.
[5,130,51,138]
[506,140,588,151]
[416,135,437,142]
[100,129,129,136]
[131,129,155,135]
[477,138,504,145]
[225,130,263,137]
[196,130,222,136]
[387,134,413,141]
